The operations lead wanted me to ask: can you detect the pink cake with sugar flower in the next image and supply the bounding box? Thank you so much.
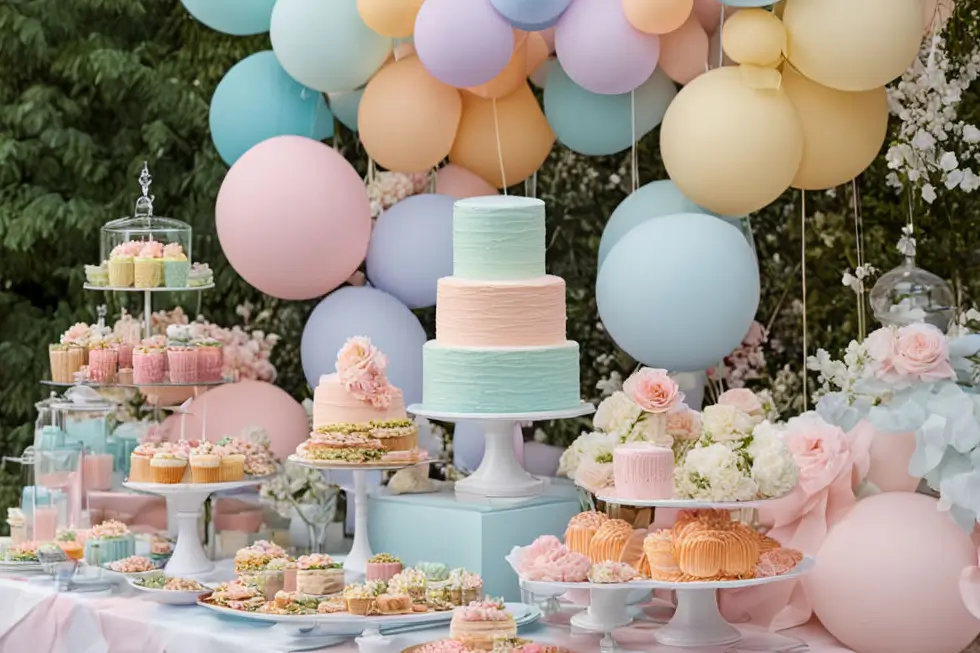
[612,443,674,500]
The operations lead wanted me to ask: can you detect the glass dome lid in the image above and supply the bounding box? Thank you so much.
[870,255,955,332]
[99,163,192,263]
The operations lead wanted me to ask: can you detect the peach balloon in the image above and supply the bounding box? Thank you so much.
[658,14,709,84]
[525,32,550,76]
[357,0,423,38]
[622,0,693,35]
[435,164,500,198]
[449,83,555,189]
[692,0,722,34]
[721,8,785,67]
[782,65,888,191]
[393,41,417,59]
[540,26,556,53]
[468,31,533,100]
[359,56,462,173]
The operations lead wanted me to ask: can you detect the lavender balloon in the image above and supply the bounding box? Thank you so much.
[556,0,660,95]
[489,0,572,31]
[415,0,515,88]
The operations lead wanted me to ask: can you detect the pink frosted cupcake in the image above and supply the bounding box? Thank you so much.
[167,347,198,383]
[133,347,165,384]
[366,553,403,583]
[196,339,224,381]
[88,342,118,382]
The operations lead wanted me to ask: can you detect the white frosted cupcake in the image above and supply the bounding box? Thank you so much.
[150,451,188,484]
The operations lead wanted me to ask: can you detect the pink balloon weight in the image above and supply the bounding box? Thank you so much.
[805,493,980,653]
[555,0,660,95]
[415,0,515,88]
[435,164,499,199]
[216,135,371,300]
[163,381,310,462]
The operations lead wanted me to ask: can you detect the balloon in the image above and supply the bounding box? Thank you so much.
[544,63,676,156]
[782,65,888,191]
[924,0,955,34]
[366,194,456,309]
[167,381,309,461]
[622,0,693,34]
[490,0,572,31]
[301,286,428,404]
[721,8,785,67]
[525,32,550,74]
[540,26,556,52]
[357,0,423,38]
[596,213,759,372]
[358,56,462,173]
[660,66,803,216]
[555,0,661,95]
[449,83,555,188]
[467,31,533,99]
[209,51,334,167]
[658,15,710,85]
[216,136,371,300]
[180,0,275,36]
[692,0,723,33]
[530,57,555,88]
[865,427,920,492]
[415,0,515,88]
[782,0,925,92]
[328,89,364,132]
[271,0,392,93]
[392,40,417,60]
[806,493,980,653]
[707,37,736,67]
[435,164,500,198]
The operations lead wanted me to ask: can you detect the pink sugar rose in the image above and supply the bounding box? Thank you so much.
[623,368,683,414]
[718,388,764,421]
[891,323,956,382]
[666,406,701,441]
[138,240,165,258]
[782,413,852,497]
[336,336,392,409]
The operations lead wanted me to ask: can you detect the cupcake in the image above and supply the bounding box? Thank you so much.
[188,262,213,287]
[108,242,138,287]
[133,346,165,384]
[343,583,375,616]
[366,553,403,583]
[162,243,190,288]
[84,520,135,567]
[219,448,246,482]
[149,537,173,566]
[295,554,344,595]
[150,451,188,484]
[133,240,164,288]
[369,419,419,452]
[118,367,134,385]
[167,347,198,383]
[87,340,119,383]
[189,442,221,483]
[387,568,428,604]
[85,262,109,287]
[112,341,134,369]
[129,442,163,482]
[49,344,74,383]
[196,339,224,382]
[447,568,483,606]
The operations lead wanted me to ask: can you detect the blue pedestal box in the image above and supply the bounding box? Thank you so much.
[368,483,582,602]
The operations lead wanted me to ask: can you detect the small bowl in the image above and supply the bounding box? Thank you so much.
[129,579,212,605]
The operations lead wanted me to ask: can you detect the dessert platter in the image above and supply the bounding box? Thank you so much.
[402,599,561,652]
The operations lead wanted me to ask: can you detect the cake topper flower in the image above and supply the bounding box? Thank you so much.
[336,336,392,409]
[623,367,683,413]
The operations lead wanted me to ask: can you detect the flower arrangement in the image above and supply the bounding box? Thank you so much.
[366,171,428,219]
[259,459,337,520]
[335,336,392,408]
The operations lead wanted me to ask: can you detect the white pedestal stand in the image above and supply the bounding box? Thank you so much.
[408,404,594,499]
[569,587,635,632]
[655,588,739,647]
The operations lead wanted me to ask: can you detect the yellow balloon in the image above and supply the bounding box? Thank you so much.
[358,56,463,173]
[357,0,423,39]
[722,9,785,67]
[782,65,888,190]
[782,0,925,92]
[449,84,555,189]
[622,0,694,35]
[660,66,803,216]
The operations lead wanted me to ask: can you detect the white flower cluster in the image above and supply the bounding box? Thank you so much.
[806,338,879,403]
[841,264,878,295]
[259,460,337,520]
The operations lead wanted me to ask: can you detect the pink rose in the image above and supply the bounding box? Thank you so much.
[666,406,701,441]
[891,323,956,382]
[335,336,392,409]
[718,388,764,421]
[782,413,852,497]
[865,327,898,378]
[623,368,683,414]
[573,458,614,494]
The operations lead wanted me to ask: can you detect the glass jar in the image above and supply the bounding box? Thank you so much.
[870,257,955,332]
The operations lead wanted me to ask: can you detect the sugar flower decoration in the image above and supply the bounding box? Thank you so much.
[336,336,392,409]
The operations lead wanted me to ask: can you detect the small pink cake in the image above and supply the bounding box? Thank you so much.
[612,443,674,500]
[365,553,403,583]
[133,347,165,384]
[167,347,198,383]
[88,347,119,382]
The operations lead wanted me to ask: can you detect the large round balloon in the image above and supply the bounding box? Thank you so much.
[721,8,785,67]
[468,32,548,99]
[597,213,759,371]
[301,286,428,404]
[782,65,888,190]
[782,0,925,92]
[544,63,676,156]
[210,51,334,167]
[271,0,392,93]
[435,164,500,198]
[180,0,275,36]
[924,0,955,35]
[806,493,980,653]
[357,0,423,38]
[490,0,572,31]
[622,0,693,34]
[415,0,515,88]
[449,83,555,188]
[657,14,710,84]
[555,0,661,95]
[358,56,462,173]
[216,136,371,300]
[660,66,803,216]
[366,194,456,309]
[692,0,723,33]
[328,89,364,132]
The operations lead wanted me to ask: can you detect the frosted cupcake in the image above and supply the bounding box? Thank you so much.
[150,450,188,484]
[196,339,224,381]
[188,262,213,287]
[189,441,221,483]
[133,346,165,384]
[343,583,375,616]
[162,242,189,288]
[134,240,164,288]
[167,346,198,383]
[219,446,245,482]
[49,344,74,383]
[446,568,483,606]
[296,554,344,595]
[85,262,109,287]
[108,242,138,287]
[130,442,165,482]
[84,520,135,567]
[87,340,119,383]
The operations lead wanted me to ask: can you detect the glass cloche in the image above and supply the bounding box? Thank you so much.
[99,163,192,262]
[870,256,955,331]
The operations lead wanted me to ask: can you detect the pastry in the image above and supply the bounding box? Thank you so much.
[133,241,164,288]
[375,593,413,615]
[85,262,109,287]
[234,540,288,574]
[643,530,682,581]
[612,443,674,499]
[108,242,138,287]
[564,511,609,557]
[83,520,135,567]
[219,448,246,482]
[133,346,165,384]
[196,339,224,382]
[295,554,343,595]
[369,419,419,451]
[167,346,198,383]
[449,599,517,651]
[162,243,189,288]
[588,561,637,584]
[344,583,375,615]
[87,341,118,383]
[388,568,428,603]
[756,548,803,578]
[366,553,403,583]
[446,568,484,605]
[588,519,645,568]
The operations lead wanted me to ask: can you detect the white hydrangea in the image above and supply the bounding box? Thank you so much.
[674,443,759,502]
[557,431,617,477]
[700,404,755,442]
[747,421,798,498]
[592,391,642,440]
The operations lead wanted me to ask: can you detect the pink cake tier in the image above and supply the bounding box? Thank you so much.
[312,373,407,427]
[435,275,566,346]
[612,443,674,500]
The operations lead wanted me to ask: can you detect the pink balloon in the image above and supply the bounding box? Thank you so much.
[555,0,660,95]
[540,26,556,53]
[866,427,920,492]
[658,14,709,84]
[692,0,722,34]
[164,380,309,462]
[806,493,980,653]
[216,135,371,300]
[435,164,499,199]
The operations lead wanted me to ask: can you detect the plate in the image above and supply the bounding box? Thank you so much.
[101,563,160,581]
[123,477,268,494]
[0,560,44,573]
[83,283,214,292]
[404,641,573,653]
[130,579,213,604]
[289,456,432,472]
[594,488,790,509]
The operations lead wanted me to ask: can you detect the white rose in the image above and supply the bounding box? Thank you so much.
[701,404,755,442]
[558,431,616,477]
[593,392,642,438]
[574,459,615,494]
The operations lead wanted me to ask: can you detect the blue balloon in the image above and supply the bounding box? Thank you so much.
[300,286,427,404]
[544,63,677,156]
[328,88,364,132]
[181,0,276,36]
[210,51,333,166]
[366,194,456,309]
[490,0,572,30]
[596,214,760,372]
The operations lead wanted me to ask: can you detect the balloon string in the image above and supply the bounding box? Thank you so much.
[367,157,377,186]
[492,97,508,194]
[801,190,808,411]
[630,89,638,192]
[851,178,867,339]
[717,5,726,68]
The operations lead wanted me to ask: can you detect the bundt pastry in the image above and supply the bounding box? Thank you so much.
[636,552,651,579]
[588,518,645,568]
[564,511,609,557]
[643,530,683,581]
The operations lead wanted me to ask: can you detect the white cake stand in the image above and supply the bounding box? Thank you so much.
[408,403,594,499]
[290,457,432,576]
[123,478,266,578]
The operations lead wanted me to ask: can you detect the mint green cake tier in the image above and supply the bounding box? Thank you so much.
[453,196,545,281]
[422,341,581,413]
[84,534,135,567]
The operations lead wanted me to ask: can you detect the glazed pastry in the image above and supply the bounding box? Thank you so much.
[375,593,414,615]
[588,518,645,568]
[563,511,609,557]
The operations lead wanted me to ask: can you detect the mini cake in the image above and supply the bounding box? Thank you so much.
[150,450,188,484]
[134,240,164,288]
[612,443,674,500]
[588,561,637,584]
[588,519,645,568]
[375,593,414,615]
[108,241,138,287]
[84,520,135,567]
[85,262,109,287]
[149,537,173,566]
[196,339,224,382]
[133,346,166,384]
[643,530,682,581]
[167,346,198,383]
[244,557,290,600]
[450,599,517,651]
[49,344,75,383]
[564,511,609,557]
[188,262,213,287]
[162,243,190,288]
[234,540,288,574]
[113,341,134,369]
[87,340,119,383]
[417,561,450,583]
[344,583,375,615]
[446,568,484,606]
[517,536,590,583]
[295,553,343,595]
[366,553,403,583]
[388,567,428,603]
[283,559,298,592]
[189,441,221,483]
